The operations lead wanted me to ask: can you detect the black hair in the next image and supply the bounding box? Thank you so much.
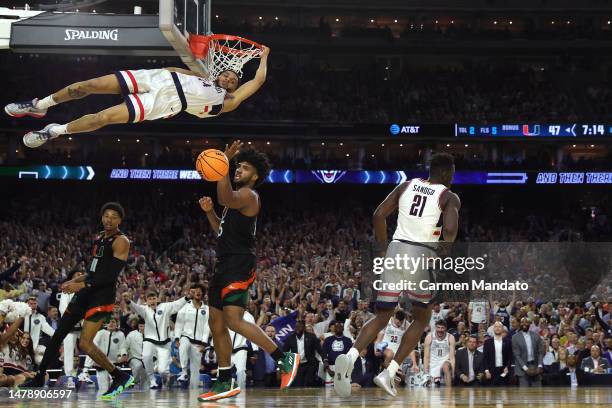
[234,147,271,187]
[435,319,447,328]
[101,202,125,219]
[395,310,406,322]
[190,283,206,293]
[66,269,84,281]
[218,69,242,85]
[429,153,455,177]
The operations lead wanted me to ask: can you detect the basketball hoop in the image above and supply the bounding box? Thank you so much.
[188,34,264,81]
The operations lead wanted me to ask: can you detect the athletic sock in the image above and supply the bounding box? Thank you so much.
[49,124,69,138]
[271,348,284,362]
[347,347,360,365]
[110,366,126,380]
[36,95,57,110]
[218,366,232,382]
[387,360,400,379]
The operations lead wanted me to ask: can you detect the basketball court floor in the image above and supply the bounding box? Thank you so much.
[1,387,611,407]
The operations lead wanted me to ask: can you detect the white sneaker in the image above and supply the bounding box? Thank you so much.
[5,98,47,118]
[333,354,352,397]
[177,373,189,383]
[23,123,60,148]
[374,369,397,397]
[78,371,94,384]
[149,374,160,389]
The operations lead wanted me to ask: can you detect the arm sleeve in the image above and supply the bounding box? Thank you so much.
[128,301,148,318]
[174,309,185,339]
[512,336,526,370]
[41,319,55,337]
[168,297,189,315]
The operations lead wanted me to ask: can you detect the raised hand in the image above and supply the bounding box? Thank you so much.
[224,140,243,160]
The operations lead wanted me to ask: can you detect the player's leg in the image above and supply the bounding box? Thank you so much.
[142,341,158,388]
[156,344,171,385]
[21,303,84,386]
[96,369,111,395]
[333,306,395,397]
[441,361,453,386]
[189,344,202,388]
[63,332,77,377]
[223,304,300,390]
[178,337,191,383]
[5,74,121,118]
[198,305,240,402]
[23,102,129,148]
[233,349,248,390]
[79,317,134,400]
[392,303,433,369]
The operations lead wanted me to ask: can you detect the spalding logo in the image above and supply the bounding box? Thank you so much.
[64,29,119,41]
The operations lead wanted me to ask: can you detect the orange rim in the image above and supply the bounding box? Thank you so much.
[189,33,263,58]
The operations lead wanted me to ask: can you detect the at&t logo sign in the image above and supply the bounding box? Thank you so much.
[390,124,421,135]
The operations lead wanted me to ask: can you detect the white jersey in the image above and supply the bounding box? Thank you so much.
[176,73,227,118]
[469,300,488,324]
[382,318,410,353]
[393,178,448,243]
[128,297,188,343]
[175,301,210,345]
[125,329,144,360]
[430,332,451,365]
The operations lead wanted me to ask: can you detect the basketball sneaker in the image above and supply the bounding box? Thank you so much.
[197,378,241,402]
[5,99,47,118]
[19,372,45,388]
[177,373,189,384]
[278,352,300,389]
[374,369,397,397]
[23,124,60,148]
[333,354,353,397]
[100,374,135,401]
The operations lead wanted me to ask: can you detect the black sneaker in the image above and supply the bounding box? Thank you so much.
[100,374,135,400]
[20,373,45,388]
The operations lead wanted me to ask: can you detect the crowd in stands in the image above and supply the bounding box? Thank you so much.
[0,185,610,390]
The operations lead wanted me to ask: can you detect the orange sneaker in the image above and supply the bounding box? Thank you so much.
[197,378,241,402]
[278,352,301,390]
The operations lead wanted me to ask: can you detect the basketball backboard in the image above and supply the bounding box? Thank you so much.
[159,0,211,76]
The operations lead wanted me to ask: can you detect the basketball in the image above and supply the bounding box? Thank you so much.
[196,149,229,181]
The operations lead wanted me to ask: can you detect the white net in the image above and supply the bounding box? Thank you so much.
[190,34,263,81]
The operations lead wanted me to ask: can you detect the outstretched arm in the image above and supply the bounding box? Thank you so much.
[216,141,259,212]
[222,46,270,113]
[373,182,410,255]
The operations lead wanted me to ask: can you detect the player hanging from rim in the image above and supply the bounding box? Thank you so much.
[197,141,300,402]
[5,46,270,148]
[21,202,134,401]
[333,153,461,397]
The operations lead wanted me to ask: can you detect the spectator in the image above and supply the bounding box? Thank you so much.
[322,322,352,386]
[483,321,512,386]
[252,325,282,387]
[282,320,323,387]
[351,346,377,389]
[512,318,544,387]
[455,335,485,386]
[580,345,610,374]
